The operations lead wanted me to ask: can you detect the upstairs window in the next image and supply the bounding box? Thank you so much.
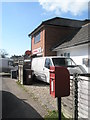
[34,32,41,44]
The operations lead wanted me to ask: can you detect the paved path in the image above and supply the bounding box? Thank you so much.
[2,77,47,119]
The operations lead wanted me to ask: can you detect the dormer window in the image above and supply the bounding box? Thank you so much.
[34,32,41,44]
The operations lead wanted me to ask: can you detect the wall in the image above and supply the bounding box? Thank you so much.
[31,24,82,57]
[45,25,77,56]
[31,28,45,56]
[57,44,89,73]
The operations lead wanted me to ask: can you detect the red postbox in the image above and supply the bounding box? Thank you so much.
[50,66,70,98]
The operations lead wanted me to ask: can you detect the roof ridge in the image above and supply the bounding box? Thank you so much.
[42,17,83,24]
[28,17,89,36]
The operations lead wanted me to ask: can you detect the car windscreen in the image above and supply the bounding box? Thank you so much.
[52,58,76,67]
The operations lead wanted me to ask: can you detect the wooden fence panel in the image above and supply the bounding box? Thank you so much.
[78,76,90,119]
[62,74,90,119]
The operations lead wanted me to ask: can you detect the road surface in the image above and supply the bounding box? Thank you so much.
[1,77,47,119]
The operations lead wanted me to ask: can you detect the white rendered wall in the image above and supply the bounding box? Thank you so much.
[57,44,89,73]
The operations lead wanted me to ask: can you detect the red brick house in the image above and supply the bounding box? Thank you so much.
[28,17,88,57]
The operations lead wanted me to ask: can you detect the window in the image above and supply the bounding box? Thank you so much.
[64,53,66,56]
[52,58,65,66]
[52,58,76,67]
[45,58,52,69]
[65,58,75,66]
[64,52,70,57]
[67,53,70,58]
[82,58,90,67]
[34,32,41,44]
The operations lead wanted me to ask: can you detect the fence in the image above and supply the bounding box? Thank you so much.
[62,74,90,119]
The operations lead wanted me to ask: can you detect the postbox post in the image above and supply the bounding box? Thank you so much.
[58,97,61,120]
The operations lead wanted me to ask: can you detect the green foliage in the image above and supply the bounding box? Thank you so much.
[16,80,21,85]
[0,49,8,58]
[44,110,66,120]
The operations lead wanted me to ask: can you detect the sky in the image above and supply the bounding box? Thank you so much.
[1,0,90,57]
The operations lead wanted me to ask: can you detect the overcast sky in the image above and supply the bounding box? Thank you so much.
[1,1,90,57]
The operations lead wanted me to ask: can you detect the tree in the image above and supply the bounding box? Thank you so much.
[0,49,8,58]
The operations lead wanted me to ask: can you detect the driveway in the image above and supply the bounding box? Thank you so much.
[1,77,47,119]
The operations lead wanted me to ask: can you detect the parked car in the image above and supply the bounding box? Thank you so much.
[31,56,87,83]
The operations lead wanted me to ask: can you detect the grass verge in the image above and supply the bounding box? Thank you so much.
[44,110,69,120]
[16,80,28,92]
[16,81,69,120]
[16,80,38,100]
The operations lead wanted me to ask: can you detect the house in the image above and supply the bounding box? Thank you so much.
[52,23,90,73]
[28,17,88,57]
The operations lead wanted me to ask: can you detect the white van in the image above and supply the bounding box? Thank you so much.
[31,56,86,83]
[0,58,15,73]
